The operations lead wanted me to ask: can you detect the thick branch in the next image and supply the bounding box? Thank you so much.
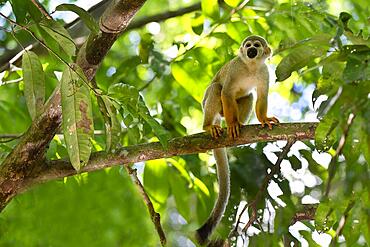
[26,123,317,188]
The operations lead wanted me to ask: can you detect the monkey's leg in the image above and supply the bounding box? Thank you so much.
[256,86,279,129]
[221,91,240,139]
[237,93,254,125]
[203,83,223,138]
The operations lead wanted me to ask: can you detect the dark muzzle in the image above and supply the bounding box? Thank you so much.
[247,47,257,58]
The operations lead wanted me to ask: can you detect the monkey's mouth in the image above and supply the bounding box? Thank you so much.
[247,47,258,59]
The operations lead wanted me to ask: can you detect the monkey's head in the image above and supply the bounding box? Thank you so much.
[239,35,271,61]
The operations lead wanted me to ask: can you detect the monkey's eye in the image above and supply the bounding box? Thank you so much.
[246,43,251,47]
[254,43,260,47]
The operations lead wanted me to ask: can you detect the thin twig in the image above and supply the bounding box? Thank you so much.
[124,165,167,246]
[229,138,296,238]
[291,205,317,224]
[331,200,355,246]
[30,0,52,20]
[325,113,355,197]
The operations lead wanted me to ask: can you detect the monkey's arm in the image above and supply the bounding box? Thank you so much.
[256,82,279,129]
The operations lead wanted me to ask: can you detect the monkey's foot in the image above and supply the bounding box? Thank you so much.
[204,125,223,138]
[227,123,242,139]
[260,117,279,130]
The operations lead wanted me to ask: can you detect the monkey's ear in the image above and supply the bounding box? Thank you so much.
[264,46,272,57]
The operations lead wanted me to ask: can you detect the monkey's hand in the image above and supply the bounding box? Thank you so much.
[204,125,223,138]
[260,117,279,130]
[227,122,242,139]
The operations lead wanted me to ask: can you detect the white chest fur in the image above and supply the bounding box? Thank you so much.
[232,66,267,99]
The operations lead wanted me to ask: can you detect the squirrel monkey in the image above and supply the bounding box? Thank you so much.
[196,35,279,245]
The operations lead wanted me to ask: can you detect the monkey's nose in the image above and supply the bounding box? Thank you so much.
[247,47,257,58]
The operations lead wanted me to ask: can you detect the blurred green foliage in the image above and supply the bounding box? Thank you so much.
[0,0,369,246]
[0,168,158,246]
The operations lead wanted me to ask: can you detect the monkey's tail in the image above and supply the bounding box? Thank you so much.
[196,148,230,245]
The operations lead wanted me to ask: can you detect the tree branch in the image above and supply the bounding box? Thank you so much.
[20,123,317,195]
[124,165,167,246]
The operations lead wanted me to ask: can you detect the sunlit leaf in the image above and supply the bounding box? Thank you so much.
[224,0,241,7]
[201,0,219,19]
[61,64,94,171]
[169,169,191,220]
[143,159,169,211]
[191,12,204,35]
[171,47,218,102]
[22,51,45,120]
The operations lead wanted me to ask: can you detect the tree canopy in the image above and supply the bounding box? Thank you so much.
[0,0,369,246]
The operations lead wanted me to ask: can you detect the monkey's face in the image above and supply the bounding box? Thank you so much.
[240,36,271,61]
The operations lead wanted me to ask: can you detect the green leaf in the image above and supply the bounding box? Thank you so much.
[299,231,321,247]
[108,83,139,108]
[288,155,301,170]
[39,20,76,58]
[315,199,335,231]
[9,0,27,24]
[22,51,45,120]
[143,159,170,211]
[342,46,370,83]
[137,98,170,148]
[61,64,94,171]
[191,12,204,35]
[108,83,170,148]
[169,169,191,220]
[171,47,218,102]
[100,95,121,152]
[276,35,331,81]
[56,4,99,34]
[201,0,219,19]
[315,117,338,152]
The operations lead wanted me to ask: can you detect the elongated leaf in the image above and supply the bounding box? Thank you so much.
[169,170,191,220]
[138,97,170,149]
[61,64,94,171]
[22,51,45,120]
[100,95,121,152]
[56,4,99,34]
[39,20,76,57]
[276,35,331,81]
[9,0,27,24]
